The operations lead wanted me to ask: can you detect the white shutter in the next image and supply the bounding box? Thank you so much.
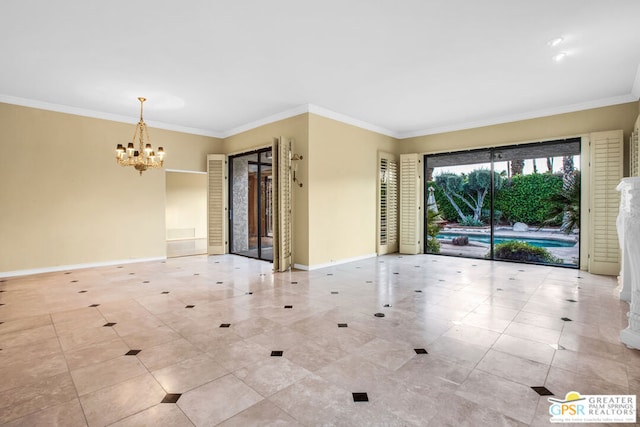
[272,137,292,271]
[589,130,623,275]
[207,154,227,255]
[631,116,639,177]
[378,152,399,255]
[399,153,422,254]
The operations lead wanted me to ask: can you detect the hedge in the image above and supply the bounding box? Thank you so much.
[428,173,564,226]
[494,173,563,225]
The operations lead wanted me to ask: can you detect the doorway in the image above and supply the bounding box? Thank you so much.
[425,139,581,267]
[229,148,273,261]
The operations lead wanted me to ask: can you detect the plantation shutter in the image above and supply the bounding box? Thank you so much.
[399,153,422,254]
[588,130,623,275]
[378,152,399,255]
[207,154,227,255]
[272,137,292,271]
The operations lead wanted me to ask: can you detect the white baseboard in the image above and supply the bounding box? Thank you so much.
[0,257,167,278]
[294,253,377,271]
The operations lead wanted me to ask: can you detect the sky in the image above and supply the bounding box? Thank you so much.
[434,155,581,177]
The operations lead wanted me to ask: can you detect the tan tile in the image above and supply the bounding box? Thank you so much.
[110,403,194,427]
[492,334,556,365]
[2,398,87,427]
[0,324,57,348]
[476,349,550,386]
[64,337,130,370]
[551,349,629,388]
[234,357,312,397]
[504,321,561,345]
[456,370,540,424]
[0,314,52,335]
[79,374,166,427]
[58,325,119,351]
[443,324,501,348]
[136,338,203,371]
[71,355,148,395]
[428,393,528,427]
[0,373,77,424]
[218,399,301,426]
[177,374,263,425]
[0,352,68,393]
[152,353,228,393]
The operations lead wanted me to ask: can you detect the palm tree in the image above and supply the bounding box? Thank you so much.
[544,171,580,234]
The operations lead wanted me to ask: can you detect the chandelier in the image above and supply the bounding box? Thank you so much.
[115,97,165,175]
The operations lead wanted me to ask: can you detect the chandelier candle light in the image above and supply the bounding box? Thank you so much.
[115,97,165,175]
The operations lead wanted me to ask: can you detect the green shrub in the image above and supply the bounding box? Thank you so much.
[492,240,562,264]
[459,215,484,227]
[494,173,563,225]
[426,209,442,254]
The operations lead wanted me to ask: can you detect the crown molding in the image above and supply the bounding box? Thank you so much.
[220,104,309,138]
[306,104,399,138]
[398,94,638,139]
[0,94,225,138]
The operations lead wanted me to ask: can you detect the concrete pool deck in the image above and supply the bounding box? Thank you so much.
[434,226,579,266]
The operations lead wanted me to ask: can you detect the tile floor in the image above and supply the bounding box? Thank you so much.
[0,254,637,426]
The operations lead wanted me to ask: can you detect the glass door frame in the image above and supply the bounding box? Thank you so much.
[228,147,273,262]
[423,138,581,268]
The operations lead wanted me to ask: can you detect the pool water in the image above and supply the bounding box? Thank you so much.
[436,233,576,248]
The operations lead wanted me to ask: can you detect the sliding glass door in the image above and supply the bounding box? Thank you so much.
[229,148,273,261]
[425,139,581,267]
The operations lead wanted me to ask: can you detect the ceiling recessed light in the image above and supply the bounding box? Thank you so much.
[553,52,567,62]
[548,37,564,47]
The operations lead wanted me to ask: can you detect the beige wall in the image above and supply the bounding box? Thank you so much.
[307,114,398,267]
[3,99,638,274]
[400,102,638,159]
[0,103,221,274]
[223,114,310,266]
[165,172,208,240]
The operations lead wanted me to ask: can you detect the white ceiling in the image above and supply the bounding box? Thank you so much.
[1,0,639,138]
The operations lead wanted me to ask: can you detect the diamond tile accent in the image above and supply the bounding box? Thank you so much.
[352,392,369,402]
[71,280,78,283]
[271,350,283,357]
[337,323,348,328]
[561,317,572,321]
[374,313,385,318]
[414,348,428,354]
[383,304,391,307]
[531,386,554,396]
[216,281,223,284]
[78,290,87,293]
[161,393,182,403]
[566,299,577,303]
[284,305,293,309]
[331,291,339,294]
[161,291,170,294]
[88,304,100,307]
[220,323,231,328]
[291,281,298,284]
[125,350,141,356]
[103,322,117,327]
[185,305,195,309]
[414,290,422,293]
[143,281,150,283]
[245,292,253,295]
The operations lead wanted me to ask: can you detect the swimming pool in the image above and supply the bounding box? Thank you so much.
[436,233,577,248]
